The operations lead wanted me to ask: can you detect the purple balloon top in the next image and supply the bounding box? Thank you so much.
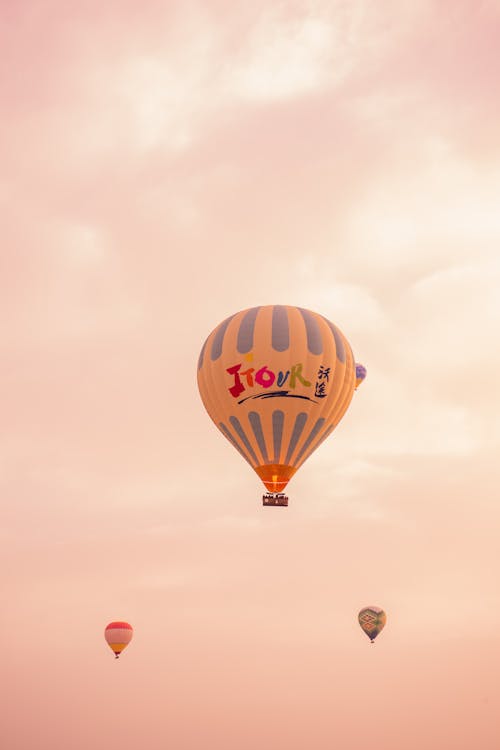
[355,363,367,380]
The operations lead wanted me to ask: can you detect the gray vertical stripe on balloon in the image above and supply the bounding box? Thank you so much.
[298,308,323,355]
[284,412,308,465]
[229,416,259,465]
[272,305,289,351]
[294,418,326,465]
[237,307,260,353]
[248,411,269,463]
[321,317,346,363]
[198,337,208,370]
[219,422,253,466]
[272,410,285,463]
[211,314,235,361]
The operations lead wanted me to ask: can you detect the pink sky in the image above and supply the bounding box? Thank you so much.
[2,1,500,748]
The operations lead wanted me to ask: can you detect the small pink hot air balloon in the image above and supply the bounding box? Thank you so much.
[104,621,133,659]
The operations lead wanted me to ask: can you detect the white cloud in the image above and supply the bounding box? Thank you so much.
[111,56,202,152]
[396,259,500,391]
[301,280,391,338]
[58,223,107,265]
[226,13,338,101]
[315,369,481,462]
[344,150,500,267]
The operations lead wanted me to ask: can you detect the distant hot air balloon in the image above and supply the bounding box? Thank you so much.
[355,363,367,389]
[358,607,386,643]
[197,305,363,506]
[104,621,133,659]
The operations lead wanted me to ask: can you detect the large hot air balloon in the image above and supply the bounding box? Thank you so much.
[358,607,386,643]
[197,305,363,506]
[104,621,133,659]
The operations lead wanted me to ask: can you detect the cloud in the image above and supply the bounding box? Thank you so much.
[344,150,500,267]
[226,11,339,101]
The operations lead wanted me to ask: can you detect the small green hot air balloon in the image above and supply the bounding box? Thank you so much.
[358,606,386,643]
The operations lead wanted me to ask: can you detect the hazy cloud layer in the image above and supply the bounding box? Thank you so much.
[2,2,500,748]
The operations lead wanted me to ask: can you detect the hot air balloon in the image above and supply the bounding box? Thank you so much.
[358,607,386,643]
[355,363,367,389]
[197,305,363,506]
[104,621,133,659]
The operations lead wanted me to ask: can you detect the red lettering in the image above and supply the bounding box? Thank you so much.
[227,364,245,398]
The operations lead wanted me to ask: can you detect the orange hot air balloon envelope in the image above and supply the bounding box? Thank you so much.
[197,305,362,504]
[358,607,386,643]
[104,621,133,659]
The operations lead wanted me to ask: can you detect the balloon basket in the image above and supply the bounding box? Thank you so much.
[262,492,288,507]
